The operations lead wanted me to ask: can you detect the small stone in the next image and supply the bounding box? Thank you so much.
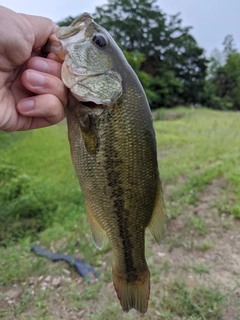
[52,277,61,288]
[45,276,51,282]
[63,268,71,275]
[157,252,165,257]
[6,287,22,300]
[77,309,85,317]
[38,276,43,282]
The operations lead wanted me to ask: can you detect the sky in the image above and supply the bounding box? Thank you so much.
[1,0,240,57]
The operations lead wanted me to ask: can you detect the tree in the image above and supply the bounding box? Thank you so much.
[202,35,240,110]
[94,0,208,107]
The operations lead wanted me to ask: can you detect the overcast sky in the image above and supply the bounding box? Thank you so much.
[1,0,240,57]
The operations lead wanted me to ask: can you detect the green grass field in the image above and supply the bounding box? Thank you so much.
[0,107,240,319]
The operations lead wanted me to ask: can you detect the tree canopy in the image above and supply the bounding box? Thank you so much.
[201,35,240,110]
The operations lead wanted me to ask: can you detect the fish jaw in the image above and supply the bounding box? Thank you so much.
[43,13,93,61]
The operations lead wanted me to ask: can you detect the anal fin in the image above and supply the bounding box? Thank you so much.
[147,177,166,245]
[86,203,106,250]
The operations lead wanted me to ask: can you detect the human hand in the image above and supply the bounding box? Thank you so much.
[0,6,67,132]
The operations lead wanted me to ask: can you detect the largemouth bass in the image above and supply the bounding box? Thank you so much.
[46,13,165,314]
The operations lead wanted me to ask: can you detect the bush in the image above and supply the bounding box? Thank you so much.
[0,164,58,246]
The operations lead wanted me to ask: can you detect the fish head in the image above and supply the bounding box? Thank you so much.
[46,13,123,107]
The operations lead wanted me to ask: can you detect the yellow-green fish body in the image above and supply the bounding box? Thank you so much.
[47,13,165,314]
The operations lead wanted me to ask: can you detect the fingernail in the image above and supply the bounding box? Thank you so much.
[27,71,45,87]
[18,99,35,112]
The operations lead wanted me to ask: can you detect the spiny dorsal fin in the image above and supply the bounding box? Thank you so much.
[86,202,106,250]
[147,177,166,245]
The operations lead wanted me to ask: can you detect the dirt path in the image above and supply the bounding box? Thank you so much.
[152,179,240,319]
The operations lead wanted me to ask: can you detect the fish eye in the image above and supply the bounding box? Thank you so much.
[92,35,107,48]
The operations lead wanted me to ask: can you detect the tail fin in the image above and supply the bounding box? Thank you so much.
[112,267,150,314]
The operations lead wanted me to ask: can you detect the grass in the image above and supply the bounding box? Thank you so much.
[158,281,225,320]
[0,107,240,318]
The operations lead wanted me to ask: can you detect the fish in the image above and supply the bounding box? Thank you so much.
[45,13,165,314]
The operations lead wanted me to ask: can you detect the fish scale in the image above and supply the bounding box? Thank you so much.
[45,12,166,314]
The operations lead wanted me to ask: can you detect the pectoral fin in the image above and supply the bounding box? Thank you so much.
[147,178,166,245]
[86,203,106,250]
[79,112,100,155]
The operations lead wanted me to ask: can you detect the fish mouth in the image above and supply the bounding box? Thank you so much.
[56,13,93,45]
[43,13,93,59]
[68,12,93,28]
[81,101,105,109]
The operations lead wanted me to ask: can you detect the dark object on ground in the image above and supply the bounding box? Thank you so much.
[31,244,98,282]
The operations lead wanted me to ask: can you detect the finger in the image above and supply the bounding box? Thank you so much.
[17,93,65,130]
[47,52,63,63]
[27,56,62,78]
[21,69,68,107]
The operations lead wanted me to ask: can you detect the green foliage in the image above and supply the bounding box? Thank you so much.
[203,35,240,110]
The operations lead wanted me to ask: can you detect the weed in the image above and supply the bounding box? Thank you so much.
[196,241,214,250]
[191,215,207,236]
[193,263,210,274]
